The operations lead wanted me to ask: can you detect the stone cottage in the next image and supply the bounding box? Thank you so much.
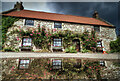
[2,2,117,52]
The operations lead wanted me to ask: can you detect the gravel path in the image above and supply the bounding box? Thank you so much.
[0,52,120,60]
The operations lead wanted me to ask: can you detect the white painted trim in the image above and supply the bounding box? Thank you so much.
[24,19,35,27]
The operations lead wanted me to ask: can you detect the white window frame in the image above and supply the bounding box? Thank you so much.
[22,38,32,46]
[19,59,30,69]
[54,22,62,28]
[52,59,62,69]
[53,38,62,47]
[24,19,34,27]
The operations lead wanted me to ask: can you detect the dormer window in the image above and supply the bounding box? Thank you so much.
[25,19,34,26]
[54,22,62,28]
[94,26,100,32]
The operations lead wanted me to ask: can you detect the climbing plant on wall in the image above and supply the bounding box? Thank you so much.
[1,16,18,47]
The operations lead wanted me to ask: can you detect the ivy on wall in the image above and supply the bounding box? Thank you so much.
[1,16,18,48]
[8,25,102,52]
[110,37,120,53]
[2,16,103,52]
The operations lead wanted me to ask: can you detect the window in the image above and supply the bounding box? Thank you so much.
[53,38,62,47]
[54,22,62,28]
[100,61,105,66]
[22,38,32,46]
[19,59,30,69]
[97,41,102,47]
[25,19,34,26]
[52,59,62,69]
[94,26,100,32]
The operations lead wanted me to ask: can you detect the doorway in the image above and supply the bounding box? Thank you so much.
[72,39,80,52]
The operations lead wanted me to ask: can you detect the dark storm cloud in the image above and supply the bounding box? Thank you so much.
[47,2,119,35]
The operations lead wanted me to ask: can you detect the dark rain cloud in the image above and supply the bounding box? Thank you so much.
[47,2,119,35]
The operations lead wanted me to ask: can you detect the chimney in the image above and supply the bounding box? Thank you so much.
[14,2,24,11]
[92,11,99,19]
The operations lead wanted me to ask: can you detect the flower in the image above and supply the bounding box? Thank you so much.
[53,29,56,32]
[48,43,51,45]
[47,60,50,64]
[49,34,52,36]
[30,34,33,36]
[16,37,19,41]
[86,39,89,41]
[19,26,21,29]
[50,68,52,70]
[46,34,48,36]
[32,31,34,34]
[25,73,29,75]
[38,32,41,34]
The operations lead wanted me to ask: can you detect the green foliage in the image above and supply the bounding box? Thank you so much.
[81,49,89,53]
[65,45,77,53]
[110,38,120,53]
[1,16,18,46]
[81,30,99,52]
[2,47,15,52]
[113,61,120,67]
[84,60,103,79]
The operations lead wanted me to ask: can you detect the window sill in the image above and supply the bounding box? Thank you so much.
[24,25,34,27]
[52,46,62,49]
[20,46,32,49]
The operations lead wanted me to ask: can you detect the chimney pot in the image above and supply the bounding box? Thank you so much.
[14,2,24,11]
[93,10,99,19]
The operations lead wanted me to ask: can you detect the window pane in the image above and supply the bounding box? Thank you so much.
[94,26,100,32]
[25,19,34,26]
[97,41,102,47]
[52,59,62,69]
[54,22,62,28]
[23,38,32,46]
[53,38,62,47]
[19,59,30,69]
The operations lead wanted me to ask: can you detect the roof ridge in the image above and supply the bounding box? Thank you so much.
[23,9,93,19]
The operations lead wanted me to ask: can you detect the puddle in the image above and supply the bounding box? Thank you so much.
[1,58,120,81]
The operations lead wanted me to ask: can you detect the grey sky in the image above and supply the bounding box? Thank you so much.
[1,2,120,35]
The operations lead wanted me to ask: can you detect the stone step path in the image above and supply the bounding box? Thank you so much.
[0,52,120,60]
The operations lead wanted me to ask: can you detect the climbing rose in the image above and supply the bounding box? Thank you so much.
[16,37,19,41]
[46,34,48,36]
[25,73,29,75]
[30,34,33,36]
[53,29,56,32]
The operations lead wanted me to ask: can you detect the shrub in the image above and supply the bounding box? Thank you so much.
[81,49,89,53]
[3,47,15,52]
[65,45,77,53]
[110,38,120,53]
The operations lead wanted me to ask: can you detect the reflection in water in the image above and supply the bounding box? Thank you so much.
[2,58,120,80]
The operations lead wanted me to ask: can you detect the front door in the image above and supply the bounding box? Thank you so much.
[73,39,80,52]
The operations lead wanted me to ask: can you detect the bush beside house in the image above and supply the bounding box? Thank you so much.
[110,37,120,53]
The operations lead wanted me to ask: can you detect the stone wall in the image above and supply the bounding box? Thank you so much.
[97,27,117,51]
[4,18,117,51]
